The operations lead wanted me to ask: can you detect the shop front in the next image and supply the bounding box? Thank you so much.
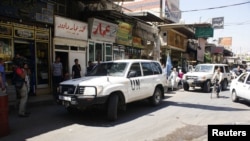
[161,29,188,69]
[0,22,50,95]
[88,18,118,63]
[53,16,88,78]
[133,22,158,59]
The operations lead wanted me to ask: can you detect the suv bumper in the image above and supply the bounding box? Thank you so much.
[183,80,205,87]
[58,94,109,107]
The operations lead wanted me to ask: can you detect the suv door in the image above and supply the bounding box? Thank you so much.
[141,62,155,97]
[127,62,143,101]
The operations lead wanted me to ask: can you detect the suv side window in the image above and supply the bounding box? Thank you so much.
[214,66,219,72]
[141,62,154,76]
[225,66,230,73]
[220,66,225,73]
[129,63,142,77]
[151,62,162,74]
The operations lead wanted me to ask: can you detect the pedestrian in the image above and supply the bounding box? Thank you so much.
[0,58,6,95]
[235,65,243,77]
[86,60,94,74]
[178,68,184,87]
[168,67,178,91]
[52,56,63,102]
[72,59,81,79]
[14,62,30,117]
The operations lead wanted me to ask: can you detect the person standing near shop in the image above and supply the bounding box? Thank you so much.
[14,62,29,117]
[52,56,63,102]
[86,60,95,74]
[72,59,81,79]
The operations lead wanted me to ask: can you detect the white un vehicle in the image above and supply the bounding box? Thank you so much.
[58,59,167,121]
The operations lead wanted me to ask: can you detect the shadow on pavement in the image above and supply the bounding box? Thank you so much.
[2,94,248,141]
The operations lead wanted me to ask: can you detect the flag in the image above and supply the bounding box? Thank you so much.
[165,53,172,77]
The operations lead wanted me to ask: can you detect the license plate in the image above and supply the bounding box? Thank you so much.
[187,80,194,84]
[59,95,71,101]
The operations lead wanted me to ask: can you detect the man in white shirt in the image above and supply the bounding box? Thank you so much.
[212,67,223,97]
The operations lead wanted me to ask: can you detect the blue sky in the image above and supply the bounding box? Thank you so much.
[179,0,250,54]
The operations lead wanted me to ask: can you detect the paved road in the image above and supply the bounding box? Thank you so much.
[1,88,250,141]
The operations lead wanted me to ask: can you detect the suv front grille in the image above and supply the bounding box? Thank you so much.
[186,76,198,80]
[61,85,76,95]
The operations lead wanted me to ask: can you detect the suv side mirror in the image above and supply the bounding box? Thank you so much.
[128,70,137,78]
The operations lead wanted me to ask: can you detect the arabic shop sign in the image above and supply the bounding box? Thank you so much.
[195,27,214,38]
[14,28,34,39]
[89,18,118,42]
[212,17,224,29]
[54,16,88,40]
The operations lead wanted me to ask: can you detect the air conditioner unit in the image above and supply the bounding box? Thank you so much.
[159,31,167,46]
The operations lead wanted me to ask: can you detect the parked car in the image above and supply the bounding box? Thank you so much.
[58,59,167,121]
[230,72,250,102]
[182,64,232,92]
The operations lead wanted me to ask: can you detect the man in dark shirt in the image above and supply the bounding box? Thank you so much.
[72,59,81,79]
[235,65,243,76]
[86,60,94,74]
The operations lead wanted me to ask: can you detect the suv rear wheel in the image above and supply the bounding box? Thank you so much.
[149,87,162,106]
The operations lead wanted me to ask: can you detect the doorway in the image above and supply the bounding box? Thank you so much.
[55,51,69,78]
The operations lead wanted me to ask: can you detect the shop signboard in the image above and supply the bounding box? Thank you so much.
[89,18,118,43]
[14,28,34,39]
[218,37,232,47]
[54,16,88,41]
[212,17,224,29]
[163,0,181,23]
[133,37,143,48]
[116,21,133,46]
[195,27,214,38]
[211,46,224,54]
[197,38,206,62]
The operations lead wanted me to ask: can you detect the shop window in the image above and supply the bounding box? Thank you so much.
[95,43,103,62]
[0,38,13,85]
[105,44,112,61]
[89,42,94,61]
[36,42,49,87]
[55,45,69,50]
[70,46,78,51]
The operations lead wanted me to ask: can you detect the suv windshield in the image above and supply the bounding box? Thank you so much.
[194,65,213,72]
[87,62,128,76]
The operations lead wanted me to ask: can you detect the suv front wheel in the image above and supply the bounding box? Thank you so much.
[203,81,211,93]
[183,82,189,91]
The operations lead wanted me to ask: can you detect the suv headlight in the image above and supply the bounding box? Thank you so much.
[84,86,103,96]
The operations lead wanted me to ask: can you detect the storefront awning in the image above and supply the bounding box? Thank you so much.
[223,48,234,56]
[126,11,171,23]
[158,23,212,39]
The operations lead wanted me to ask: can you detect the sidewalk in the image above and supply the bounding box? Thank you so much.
[7,85,54,111]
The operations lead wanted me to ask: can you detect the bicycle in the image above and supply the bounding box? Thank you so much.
[211,80,220,99]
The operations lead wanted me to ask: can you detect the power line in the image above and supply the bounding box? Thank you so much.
[182,1,250,13]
